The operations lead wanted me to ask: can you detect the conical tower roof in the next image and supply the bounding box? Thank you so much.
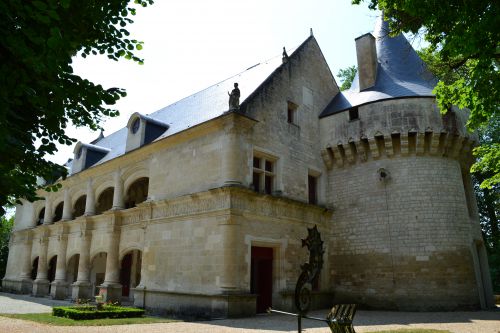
[320,16,437,117]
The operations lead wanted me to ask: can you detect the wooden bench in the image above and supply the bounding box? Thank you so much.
[326,304,357,333]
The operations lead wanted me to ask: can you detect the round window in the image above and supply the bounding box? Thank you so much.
[76,146,83,159]
[131,118,140,134]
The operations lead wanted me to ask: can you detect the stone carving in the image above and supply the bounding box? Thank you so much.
[228,83,240,110]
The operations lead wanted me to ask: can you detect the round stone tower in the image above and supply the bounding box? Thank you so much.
[319,17,494,310]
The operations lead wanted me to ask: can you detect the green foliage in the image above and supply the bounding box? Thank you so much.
[52,305,145,320]
[352,0,500,189]
[337,66,357,91]
[0,0,154,214]
[0,215,14,279]
[418,47,500,293]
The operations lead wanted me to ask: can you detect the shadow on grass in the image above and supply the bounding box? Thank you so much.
[191,308,499,332]
[0,313,177,326]
[0,292,72,310]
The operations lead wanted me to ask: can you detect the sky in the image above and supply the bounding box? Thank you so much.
[54,0,381,165]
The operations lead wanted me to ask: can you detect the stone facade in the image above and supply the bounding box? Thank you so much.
[3,27,495,317]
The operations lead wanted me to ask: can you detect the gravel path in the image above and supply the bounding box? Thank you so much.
[0,292,498,332]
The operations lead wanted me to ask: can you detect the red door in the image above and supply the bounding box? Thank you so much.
[251,246,273,313]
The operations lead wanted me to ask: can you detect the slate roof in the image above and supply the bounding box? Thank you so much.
[320,16,437,118]
[68,41,305,174]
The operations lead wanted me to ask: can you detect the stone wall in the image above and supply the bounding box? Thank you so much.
[319,97,488,310]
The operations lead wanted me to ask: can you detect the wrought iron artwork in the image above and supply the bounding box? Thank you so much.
[295,225,324,314]
[268,225,357,333]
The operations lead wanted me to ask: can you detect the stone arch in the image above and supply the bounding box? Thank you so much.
[89,247,107,262]
[122,166,149,192]
[48,255,57,283]
[31,256,39,280]
[47,248,58,262]
[70,188,87,214]
[124,177,149,209]
[53,201,64,222]
[66,249,80,265]
[36,207,45,225]
[119,249,142,298]
[96,187,114,214]
[94,179,115,200]
[66,254,80,284]
[73,195,87,218]
[119,245,143,261]
[90,252,107,295]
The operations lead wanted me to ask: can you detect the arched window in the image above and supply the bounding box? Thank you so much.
[96,187,114,214]
[73,195,86,218]
[36,208,45,226]
[125,178,149,209]
[53,202,64,222]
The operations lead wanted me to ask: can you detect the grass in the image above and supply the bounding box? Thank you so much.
[368,328,451,333]
[0,314,452,332]
[0,312,176,326]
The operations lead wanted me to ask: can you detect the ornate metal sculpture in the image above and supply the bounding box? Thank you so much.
[268,225,357,333]
[295,225,324,314]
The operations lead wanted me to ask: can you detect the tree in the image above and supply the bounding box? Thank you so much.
[352,0,500,189]
[0,215,14,279]
[419,47,499,291]
[0,0,154,215]
[337,65,357,91]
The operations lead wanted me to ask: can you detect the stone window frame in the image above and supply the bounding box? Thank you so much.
[348,107,359,121]
[252,151,278,195]
[307,168,322,206]
[287,101,299,125]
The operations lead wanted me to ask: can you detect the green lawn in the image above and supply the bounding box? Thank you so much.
[0,313,176,326]
[0,314,452,333]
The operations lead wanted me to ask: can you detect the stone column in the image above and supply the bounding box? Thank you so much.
[32,237,50,296]
[84,179,96,216]
[133,225,147,308]
[218,215,241,293]
[51,235,68,299]
[100,227,122,302]
[112,172,124,210]
[62,189,72,221]
[72,231,92,300]
[18,233,34,293]
[222,119,243,187]
[43,198,53,225]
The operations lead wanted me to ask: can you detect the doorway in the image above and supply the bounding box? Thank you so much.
[119,250,142,298]
[251,246,273,313]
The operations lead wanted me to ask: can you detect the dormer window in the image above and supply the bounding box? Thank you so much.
[71,142,110,174]
[126,112,169,153]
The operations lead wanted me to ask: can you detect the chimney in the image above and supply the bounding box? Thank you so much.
[355,33,378,90]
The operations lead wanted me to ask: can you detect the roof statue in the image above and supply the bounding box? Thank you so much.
[228,82,240,110]
[282,47,289,64]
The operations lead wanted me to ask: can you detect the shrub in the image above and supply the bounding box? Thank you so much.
[52,305,145,320]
